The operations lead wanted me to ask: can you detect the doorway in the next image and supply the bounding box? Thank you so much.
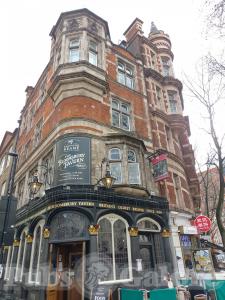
[47,242,85,300]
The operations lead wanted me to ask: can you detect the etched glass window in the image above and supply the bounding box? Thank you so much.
[98,215,131,282]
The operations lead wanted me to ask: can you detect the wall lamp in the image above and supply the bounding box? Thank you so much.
[96,159,116,189]
[28,164,51,196]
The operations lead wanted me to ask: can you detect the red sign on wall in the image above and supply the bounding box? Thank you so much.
[194,215,212,233]
[151,154,169,182]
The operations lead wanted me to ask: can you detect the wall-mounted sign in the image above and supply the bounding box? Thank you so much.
[54,136,91,185]
[151,154,169,182]
[193,249,213,273]
[194,215,212,233]
[179,225,198,235]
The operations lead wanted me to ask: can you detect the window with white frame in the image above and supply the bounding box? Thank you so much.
[117,61,134,89]
[108,148,122,184]
[29,222,44,284]
[4,246,13,280]
[69,39,80,62]
[111,99,131,131]
[88,40,98,66]
[128,150,140,184]
[98,214,132,283]
[15,230,27,281]
[161,56,171,76]
[168,91,177,113]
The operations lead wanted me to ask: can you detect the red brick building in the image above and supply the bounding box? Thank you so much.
[0,9,200,299]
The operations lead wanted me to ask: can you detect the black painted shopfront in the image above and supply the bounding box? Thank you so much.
[3,185,173,300]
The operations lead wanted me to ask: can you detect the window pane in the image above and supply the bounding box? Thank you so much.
[114,220,129,280]
[98,219,113,281]
[118,72,125,85]
[110,163,122,184]
[126,67,133,76]
[128,163,140,184]
[89,41,97,51]
[121,103,129,113]
[109,148,121,160]
[112,100,119,110]
[69,49,79,62]
[128,150,136,162]
[121,114,130,130]
[70,40,79,47]
[169,100,177,113]
[126,76,133,89]
[112,110,120,127]
[118,62,125,71]
[89,51,97,66]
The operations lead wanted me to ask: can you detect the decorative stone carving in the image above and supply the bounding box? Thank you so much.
[88,224,100,235]
[43,227,50,239]
[88,19,98,33]
[128,226,139,237]
[67,19,79,31]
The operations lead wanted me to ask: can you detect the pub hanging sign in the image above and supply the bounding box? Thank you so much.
[151,154,169,182]
[54,136,91,185]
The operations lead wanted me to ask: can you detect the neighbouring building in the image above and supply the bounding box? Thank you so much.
[0,8,201,300]
[198,167,225,274]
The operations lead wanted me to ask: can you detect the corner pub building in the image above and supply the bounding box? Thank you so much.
[0,8,200,300]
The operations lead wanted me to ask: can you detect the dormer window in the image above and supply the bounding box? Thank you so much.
[117,61,134,89]
[69,39,80,62]
[88,41,98,66]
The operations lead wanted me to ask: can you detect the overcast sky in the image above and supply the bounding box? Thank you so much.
[0,0,224,165]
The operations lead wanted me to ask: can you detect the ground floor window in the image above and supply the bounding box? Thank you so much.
[15,229,27,281]
[4,246,13,280]
[98,214,132,283]
[29,220,44,284]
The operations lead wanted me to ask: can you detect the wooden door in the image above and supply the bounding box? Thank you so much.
[47,243,85,300]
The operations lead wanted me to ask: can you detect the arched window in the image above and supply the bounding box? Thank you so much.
[137,218,161,232]
[109,148,122,184]
[15,229,27,281]
[29,221,44,284]
[127,150,140,184]
[4,246,13,280]
[137,218,164,269]
[98,214,132,283]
